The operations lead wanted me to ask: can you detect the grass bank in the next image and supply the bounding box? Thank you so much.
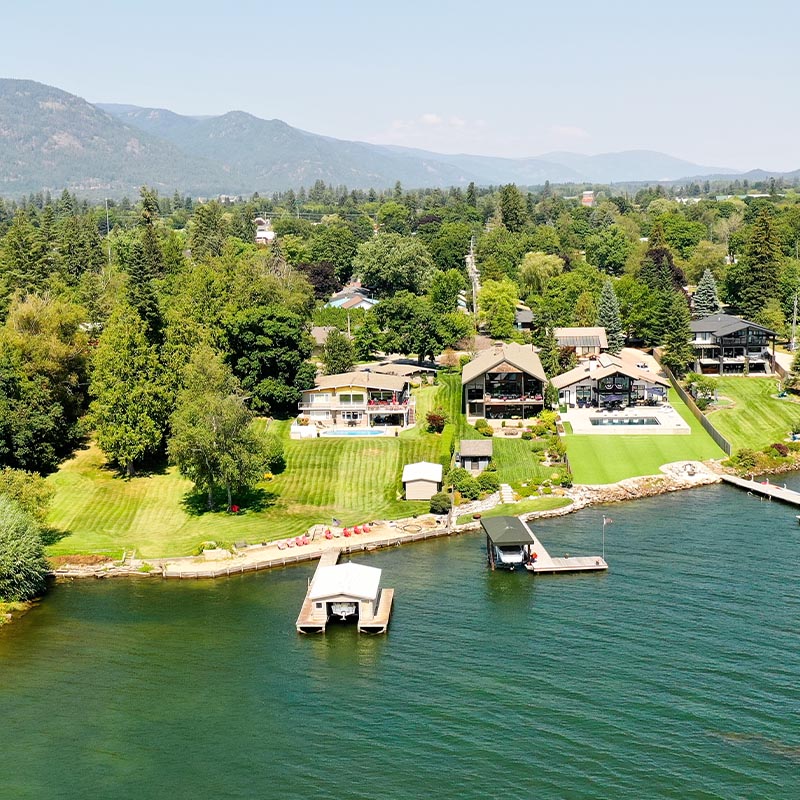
[46,379,470,558]
[456,496,571,525]
[708,377,800,451]
[565,389,724,484]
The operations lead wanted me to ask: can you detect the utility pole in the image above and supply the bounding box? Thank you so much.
[791,292,798,352]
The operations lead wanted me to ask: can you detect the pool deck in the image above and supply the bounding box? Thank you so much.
[564,404,691,435]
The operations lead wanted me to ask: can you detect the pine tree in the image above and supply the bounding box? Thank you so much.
[660,292,695,377]
[90,302,168,476]
[538,327,560,376]
[640,221,686,293]
[738,208,782,320]
[597,280,625,354]
[693,268,721,318]
[498,184,528,232]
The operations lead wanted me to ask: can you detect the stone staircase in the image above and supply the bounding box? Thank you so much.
[499,483,516,504]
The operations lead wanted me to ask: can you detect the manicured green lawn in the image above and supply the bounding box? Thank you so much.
[47,382,463,558]
[456,496,571,525]
[708,377,800,450]
[491,438,559,484]
[565,389,725,484]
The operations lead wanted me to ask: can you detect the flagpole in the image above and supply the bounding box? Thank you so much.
[602,515,606,560]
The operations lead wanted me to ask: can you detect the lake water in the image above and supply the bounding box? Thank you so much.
[1,484,798,799]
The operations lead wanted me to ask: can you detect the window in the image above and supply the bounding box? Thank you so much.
[339,393,365,405]
[315,602,323,609]
[312,393,330,404]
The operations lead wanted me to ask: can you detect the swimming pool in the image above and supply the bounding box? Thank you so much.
[321,429,386,437]
[590,417,660,426]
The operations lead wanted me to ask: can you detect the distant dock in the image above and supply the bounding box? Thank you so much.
[296,547,394,634]
[720,474,800,507]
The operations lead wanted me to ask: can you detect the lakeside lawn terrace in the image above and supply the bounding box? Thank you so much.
[45,375,486,558]
[708,376,800,451]
[565,388,725,485]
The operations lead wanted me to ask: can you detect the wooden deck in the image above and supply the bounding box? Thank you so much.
[358,588,394,634]
[720,474,800,506]
[522,520,608,575]
[295,594,326,634]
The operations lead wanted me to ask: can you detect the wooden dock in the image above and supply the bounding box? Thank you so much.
[358,588,394,634]
[522,521,608,575]
[720,474,800,506]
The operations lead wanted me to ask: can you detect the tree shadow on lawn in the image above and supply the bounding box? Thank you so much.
[40,527,72,546]
[181,486,280,517]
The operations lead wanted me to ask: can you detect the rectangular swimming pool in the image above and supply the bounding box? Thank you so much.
[589,417,660,426]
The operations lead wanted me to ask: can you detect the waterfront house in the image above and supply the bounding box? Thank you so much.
[456,439,493,474]
[298,371,415,428]
[553,326,608,357]
[462,343,548,421]
[402,461,443,500]
[689,315,777,375]
[552,352,670,407]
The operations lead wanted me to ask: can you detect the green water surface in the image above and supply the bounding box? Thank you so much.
[1,485,798,799]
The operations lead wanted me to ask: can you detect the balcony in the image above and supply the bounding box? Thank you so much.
[366,398,414,413]
[484,394,543,404]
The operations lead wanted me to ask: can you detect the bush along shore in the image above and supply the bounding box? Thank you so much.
[49,460,722,581]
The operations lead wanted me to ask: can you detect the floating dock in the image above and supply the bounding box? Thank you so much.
[295,547,394,634]
[720,474,800,507]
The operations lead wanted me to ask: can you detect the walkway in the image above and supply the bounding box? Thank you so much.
[720,474,800,506]
[524,520,608,575]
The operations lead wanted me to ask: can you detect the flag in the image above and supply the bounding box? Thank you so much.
[603,516,613,524]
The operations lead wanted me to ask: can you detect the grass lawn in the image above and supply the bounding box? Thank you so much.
[491,438,560,484]
[456,496,571,525]
[47,380,467,558]
[707,377,800,450]
[564,389,725,484]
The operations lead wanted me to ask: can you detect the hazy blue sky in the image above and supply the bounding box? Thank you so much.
[3,0,798,170]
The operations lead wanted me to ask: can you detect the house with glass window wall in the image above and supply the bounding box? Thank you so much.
[689,315,777,375]
[552,352,670,408]
[461,343,548,421]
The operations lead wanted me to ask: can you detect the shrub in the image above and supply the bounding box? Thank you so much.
[792,421,800,436]
[474,418,489,430]
[0,496,48,602]
[521,430,533,440]
[477,472,500,493]
[459,477,481,500]
[731,448,758,470]
[480,427,494,437]
[769,442,789,458]
[426,407,449,433]
[538,410,558,432]
[484,460,497,472]
[429,492,451,515]
[696,397,710,411]
[263,433,286,473]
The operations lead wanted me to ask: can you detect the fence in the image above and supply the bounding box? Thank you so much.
[656,359,733,457]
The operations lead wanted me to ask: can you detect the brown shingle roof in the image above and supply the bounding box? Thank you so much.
[461,343,547,384]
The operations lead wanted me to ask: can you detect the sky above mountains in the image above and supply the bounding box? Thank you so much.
[2,0,798,171]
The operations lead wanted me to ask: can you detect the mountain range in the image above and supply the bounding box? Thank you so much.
[0,78,794,198]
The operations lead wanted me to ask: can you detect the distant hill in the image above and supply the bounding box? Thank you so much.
[0,79,795,198]
[0,79,230,197]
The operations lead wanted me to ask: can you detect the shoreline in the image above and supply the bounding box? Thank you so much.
[49,460,722,582]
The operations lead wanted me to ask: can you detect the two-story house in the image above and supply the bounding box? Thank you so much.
[689,315,777,375]
[461,343,548,421]
[298,371,415,429]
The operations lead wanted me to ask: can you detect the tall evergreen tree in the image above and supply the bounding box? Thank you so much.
[639,221,685,293]
[354,312,381,361]
[498,184,528,233]
[660,292,695,377]
[597,280,625,354]
[90,302,168,476]
[537,327,560,376]
[693,268,721,317]
[737,208,782,320]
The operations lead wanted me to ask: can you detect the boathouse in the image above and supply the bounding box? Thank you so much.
[482,515,535,570]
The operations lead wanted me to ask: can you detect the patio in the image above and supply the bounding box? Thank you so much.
[563,403,691,435]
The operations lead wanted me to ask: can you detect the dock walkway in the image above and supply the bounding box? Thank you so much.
[523,521,608,575]
[720,474,800,506]
[358,588,394,633]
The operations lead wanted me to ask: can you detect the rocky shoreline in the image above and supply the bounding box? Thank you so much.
[48,460,723,581]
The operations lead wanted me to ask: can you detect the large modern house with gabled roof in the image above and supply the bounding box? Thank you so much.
[552,352,670,408]
[462,343,548,421]
[689,315,777,375]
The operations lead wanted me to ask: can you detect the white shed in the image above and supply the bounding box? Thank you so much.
[402,461,443,501]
